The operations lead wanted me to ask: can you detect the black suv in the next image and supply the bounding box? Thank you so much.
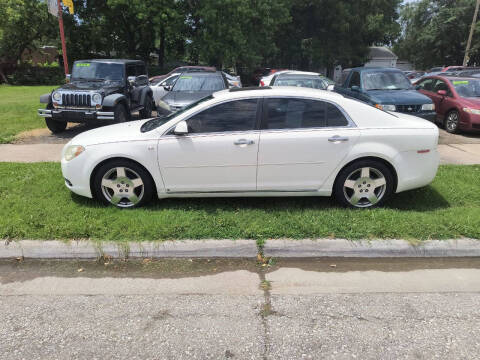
[38,59,154,133]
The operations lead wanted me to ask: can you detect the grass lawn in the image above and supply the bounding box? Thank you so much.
[0,163,479,242]
[0,85,56,144]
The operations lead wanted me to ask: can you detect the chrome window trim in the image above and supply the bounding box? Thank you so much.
[161,94,357,138]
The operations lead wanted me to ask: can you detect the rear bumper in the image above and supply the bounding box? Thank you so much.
[38,108,114,122]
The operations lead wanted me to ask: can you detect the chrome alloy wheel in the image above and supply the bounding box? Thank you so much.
[446,112,459,132]
[343,167,387,208]
[100,167,144,208]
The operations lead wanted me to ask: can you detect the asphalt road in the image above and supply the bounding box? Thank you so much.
[1,258,479,359]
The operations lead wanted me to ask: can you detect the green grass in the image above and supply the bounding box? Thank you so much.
[1,163,479,241]
[0,85,56,143]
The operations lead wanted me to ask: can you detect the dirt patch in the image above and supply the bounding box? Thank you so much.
[14,123,101,145]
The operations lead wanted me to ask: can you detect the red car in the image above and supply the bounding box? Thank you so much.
[415,75,480,133]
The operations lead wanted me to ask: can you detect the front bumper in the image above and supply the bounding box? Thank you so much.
[414,111,437,122]
[38,108,114,122]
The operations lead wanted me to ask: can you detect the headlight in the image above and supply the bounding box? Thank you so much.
[92,93,102,103]
[421,103,435,111]
[64,145,85,161]
[52,92,61,102]
[463,107,480,115]
[375,104,396,111]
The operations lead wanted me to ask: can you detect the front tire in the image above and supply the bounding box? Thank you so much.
[444,110,459,134]
[139,95,153,119]
[113,103,129,124]
[92,159,154,208]
[333,160,394,208]
[45,104,67,133]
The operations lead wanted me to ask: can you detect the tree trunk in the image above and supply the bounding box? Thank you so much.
[158,25,165,69]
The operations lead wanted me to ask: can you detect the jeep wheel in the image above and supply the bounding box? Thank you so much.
[45,104,67,133]
[139,95,153,119]
[114,103,128,123]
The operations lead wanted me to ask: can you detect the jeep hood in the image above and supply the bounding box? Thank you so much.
[61,81,123,95]
[367,89,433,105]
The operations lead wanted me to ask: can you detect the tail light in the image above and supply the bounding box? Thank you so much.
[260,80,265,87]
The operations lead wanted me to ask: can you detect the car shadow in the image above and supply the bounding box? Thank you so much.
[70,185,450,212]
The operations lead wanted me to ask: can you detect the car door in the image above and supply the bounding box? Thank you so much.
[431,79,455,121]
[153,74,179,104]
[157,98,261,193]
[257,97,360,191]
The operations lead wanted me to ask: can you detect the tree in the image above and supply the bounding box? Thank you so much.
[0,0,56,80]
[273,0,401,73]
[394,0,479,69]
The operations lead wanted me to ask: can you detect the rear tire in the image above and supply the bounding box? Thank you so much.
[139,95,153,119]
[333,159,394,209]
[113,103,129,124]
[45,104,67,133]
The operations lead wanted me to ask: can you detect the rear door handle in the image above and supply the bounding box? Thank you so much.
[234,139,255,145]
[328,135,349,142]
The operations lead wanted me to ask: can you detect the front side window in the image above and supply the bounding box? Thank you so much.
[417,78,435,91]
[349,72,361,88]
[136,64,146,76]
[186,99,258,134]
[263,98,349,130]
[433,80,452,96]
[173,75,225,91]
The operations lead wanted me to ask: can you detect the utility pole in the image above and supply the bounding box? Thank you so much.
[463,0,480,66]
[57,0,69,75]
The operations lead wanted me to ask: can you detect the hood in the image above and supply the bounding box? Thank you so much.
[69,119,156,147]
[61,80,124,94]
[367,89,432,105]
[162,91,215,107]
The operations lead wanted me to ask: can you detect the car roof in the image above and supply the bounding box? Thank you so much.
[75,59,143,64]
[180,71,223,76]
[350,67,403,73]
[214,86,343,101]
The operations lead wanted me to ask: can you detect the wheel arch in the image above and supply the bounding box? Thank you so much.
[89,156,159,199]
[333,156,398,193]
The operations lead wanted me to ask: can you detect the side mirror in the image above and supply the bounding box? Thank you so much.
[127,76,136,86]
[351,85,360,92]
[66,74,71,83]
[163,85,172,91]
[437,90,447,96]
[173,121,188,135]
[326,84,335,91]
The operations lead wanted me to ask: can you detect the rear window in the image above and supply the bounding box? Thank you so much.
[173,75,225,91]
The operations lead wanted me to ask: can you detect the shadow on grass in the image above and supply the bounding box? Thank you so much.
[71,185,450,212]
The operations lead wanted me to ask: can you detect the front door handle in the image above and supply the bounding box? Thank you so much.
[234,139,255,145]
[328,135,349,142]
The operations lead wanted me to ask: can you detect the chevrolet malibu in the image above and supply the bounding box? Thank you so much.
[61,87,439,209]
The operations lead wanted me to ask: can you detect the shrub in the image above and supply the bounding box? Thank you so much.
[7,62,65,85]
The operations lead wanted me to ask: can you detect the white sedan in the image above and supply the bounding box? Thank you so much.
[61,87,439,209]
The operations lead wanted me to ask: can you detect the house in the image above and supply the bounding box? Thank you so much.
[364,46,398,68]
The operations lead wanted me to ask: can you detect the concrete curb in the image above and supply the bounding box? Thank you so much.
[263,239,480,257]
[0,240,258,259]
[1,239,480,259]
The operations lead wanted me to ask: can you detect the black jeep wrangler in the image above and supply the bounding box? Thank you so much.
[38,59,154,133]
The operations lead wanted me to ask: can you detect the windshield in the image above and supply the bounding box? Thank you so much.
[172,75,224,91]
[451,79,480,98]
[141,95,214,132]
[275,76,328,89]
[72,62,124,81]
[363,71,412,90]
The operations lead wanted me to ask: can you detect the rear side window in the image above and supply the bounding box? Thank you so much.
[186,99,258,134]
[262,98,349,130]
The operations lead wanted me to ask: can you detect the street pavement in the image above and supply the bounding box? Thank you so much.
[1,258,479,359]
